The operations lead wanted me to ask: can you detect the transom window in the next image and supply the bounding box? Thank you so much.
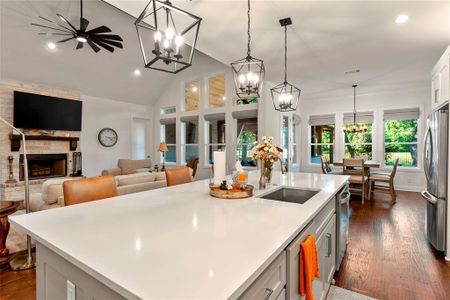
[184,81,200,111]
[208,75,226,108]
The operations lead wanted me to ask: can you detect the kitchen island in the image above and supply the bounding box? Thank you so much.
[10,171,349,300]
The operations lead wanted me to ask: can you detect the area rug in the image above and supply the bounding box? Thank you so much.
[327,286,377,300]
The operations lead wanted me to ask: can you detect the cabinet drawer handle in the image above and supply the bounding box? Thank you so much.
[326,233,332,257]
[263,288,274,300]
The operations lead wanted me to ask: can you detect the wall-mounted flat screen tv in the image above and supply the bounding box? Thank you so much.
[13,91,82,131]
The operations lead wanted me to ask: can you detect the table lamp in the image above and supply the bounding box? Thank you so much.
[159,142,168,171]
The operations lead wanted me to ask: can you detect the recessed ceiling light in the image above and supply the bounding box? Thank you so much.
[47,42,56,50]
[395,14,409,24]
[133,69,141,76]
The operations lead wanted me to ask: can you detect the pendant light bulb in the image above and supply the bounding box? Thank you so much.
[166,27,174,40]
[154,30,162,42]
[175,35,183,47]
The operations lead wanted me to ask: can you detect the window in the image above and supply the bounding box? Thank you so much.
[343,112,374,159]
[292,115,300,166]
[160,106,176,114]
[182,119,199,163]
[236,118,257,166]
[185,81,200,111]
[205,119,226,164]
[309,114,335,164]
[161,123,176,163]
[208,75,226,108]
[384,108,420,167]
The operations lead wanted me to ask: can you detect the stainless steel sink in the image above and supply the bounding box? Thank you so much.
[259,187,319,204]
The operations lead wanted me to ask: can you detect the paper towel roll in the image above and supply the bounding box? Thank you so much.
[213,151,226,185]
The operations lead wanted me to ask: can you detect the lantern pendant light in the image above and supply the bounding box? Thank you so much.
[230,0,265,99]
[271,18,301,112]
[135,0,202,74]
[343,84,368,134]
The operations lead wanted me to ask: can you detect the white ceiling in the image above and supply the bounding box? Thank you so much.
[0,0,176,105]
[108,0,450,98]
[1,0,450,105]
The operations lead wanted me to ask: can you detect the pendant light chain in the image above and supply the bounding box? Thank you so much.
[247,0,251,58]
[284,24,287,83]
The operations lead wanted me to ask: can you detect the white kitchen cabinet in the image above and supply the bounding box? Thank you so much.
[431,46,450,109]
[286,199,336,300]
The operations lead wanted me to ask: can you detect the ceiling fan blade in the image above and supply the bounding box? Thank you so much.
[87,40,101,53]
[91,37,122,48]
[56,14,78,32]
[80,17,89,32]
[76,42,84,50]
[92,34,123,42]
[92,40,114,52]
[57,37,75,43]
[32,23,73,34]
[86,25,111,34]
[39,16,74,32]
[38,33,72,36]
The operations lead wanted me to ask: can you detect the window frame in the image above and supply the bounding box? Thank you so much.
[382,107,421,170]
[308,114,336,166]
[205,119,226,165]
[160,123,177,164]
[343,123,374,160]
[181,119,199,163]
[236,117,258,167]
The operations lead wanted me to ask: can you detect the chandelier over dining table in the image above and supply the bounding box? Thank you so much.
[134,0,202,74]
[230,0,265,99]
[343,84,368,134]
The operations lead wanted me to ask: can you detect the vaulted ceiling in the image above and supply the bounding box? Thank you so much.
[1,0,449,105]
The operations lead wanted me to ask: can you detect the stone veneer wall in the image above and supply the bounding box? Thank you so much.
[0,80,81,201]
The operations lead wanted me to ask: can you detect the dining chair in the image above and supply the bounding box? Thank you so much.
[165,167,193,187]
[186,157,199,178]
[63,175,118,206]
[320,156,343,175]
[368,158,399,203]
[343,158,368,204]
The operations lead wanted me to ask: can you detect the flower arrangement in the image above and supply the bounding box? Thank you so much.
[252,136,283,163]
[252,136,283,188]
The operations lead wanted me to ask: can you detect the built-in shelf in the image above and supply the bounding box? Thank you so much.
[9,134,79,151]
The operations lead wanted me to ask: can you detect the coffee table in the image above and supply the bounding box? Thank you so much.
[0,201,17,266]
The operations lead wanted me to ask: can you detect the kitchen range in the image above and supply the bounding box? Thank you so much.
[10,172,349,300]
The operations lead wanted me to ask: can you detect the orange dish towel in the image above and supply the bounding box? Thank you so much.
[299,234,320,300]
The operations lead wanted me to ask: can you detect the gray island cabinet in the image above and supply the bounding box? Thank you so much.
[10,172,349,300]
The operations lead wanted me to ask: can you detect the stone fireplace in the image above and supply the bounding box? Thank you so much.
[0,80,81,201]
[19,154,68,181]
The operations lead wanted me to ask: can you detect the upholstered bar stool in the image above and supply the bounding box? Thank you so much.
[368,158,399,203]
[165,167,193,187]
[63,175,118,206]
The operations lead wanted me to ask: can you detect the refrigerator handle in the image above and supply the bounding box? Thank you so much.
[421,190,438,205]
[423,127,432,181]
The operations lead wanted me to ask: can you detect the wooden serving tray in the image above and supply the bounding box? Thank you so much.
[209,184,254,199]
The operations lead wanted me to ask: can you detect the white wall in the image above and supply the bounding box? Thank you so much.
[292,84,431,191]
[81,95,152,177]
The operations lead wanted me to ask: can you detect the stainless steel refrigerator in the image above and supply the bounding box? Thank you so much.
[422,103,448,252]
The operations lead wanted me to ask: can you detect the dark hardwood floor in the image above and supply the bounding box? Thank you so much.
[335,191,450,300]
[0,191,449,300]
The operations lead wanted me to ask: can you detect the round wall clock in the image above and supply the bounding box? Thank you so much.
[98,128,118,147]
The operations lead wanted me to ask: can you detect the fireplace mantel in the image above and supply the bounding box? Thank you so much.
[9,134,79,151]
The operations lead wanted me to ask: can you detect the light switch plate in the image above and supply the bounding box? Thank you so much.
[67,280,76,300]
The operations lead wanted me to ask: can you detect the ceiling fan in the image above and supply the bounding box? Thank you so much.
[31,0,123,53]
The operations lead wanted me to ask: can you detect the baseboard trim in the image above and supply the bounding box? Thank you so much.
[395,185,425,192]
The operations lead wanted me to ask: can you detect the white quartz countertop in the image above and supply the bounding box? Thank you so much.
[10,171,349,299]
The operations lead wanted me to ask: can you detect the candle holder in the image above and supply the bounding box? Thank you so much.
[6,156,17,184]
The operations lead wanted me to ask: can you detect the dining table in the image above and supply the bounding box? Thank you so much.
[333,160,381,168]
